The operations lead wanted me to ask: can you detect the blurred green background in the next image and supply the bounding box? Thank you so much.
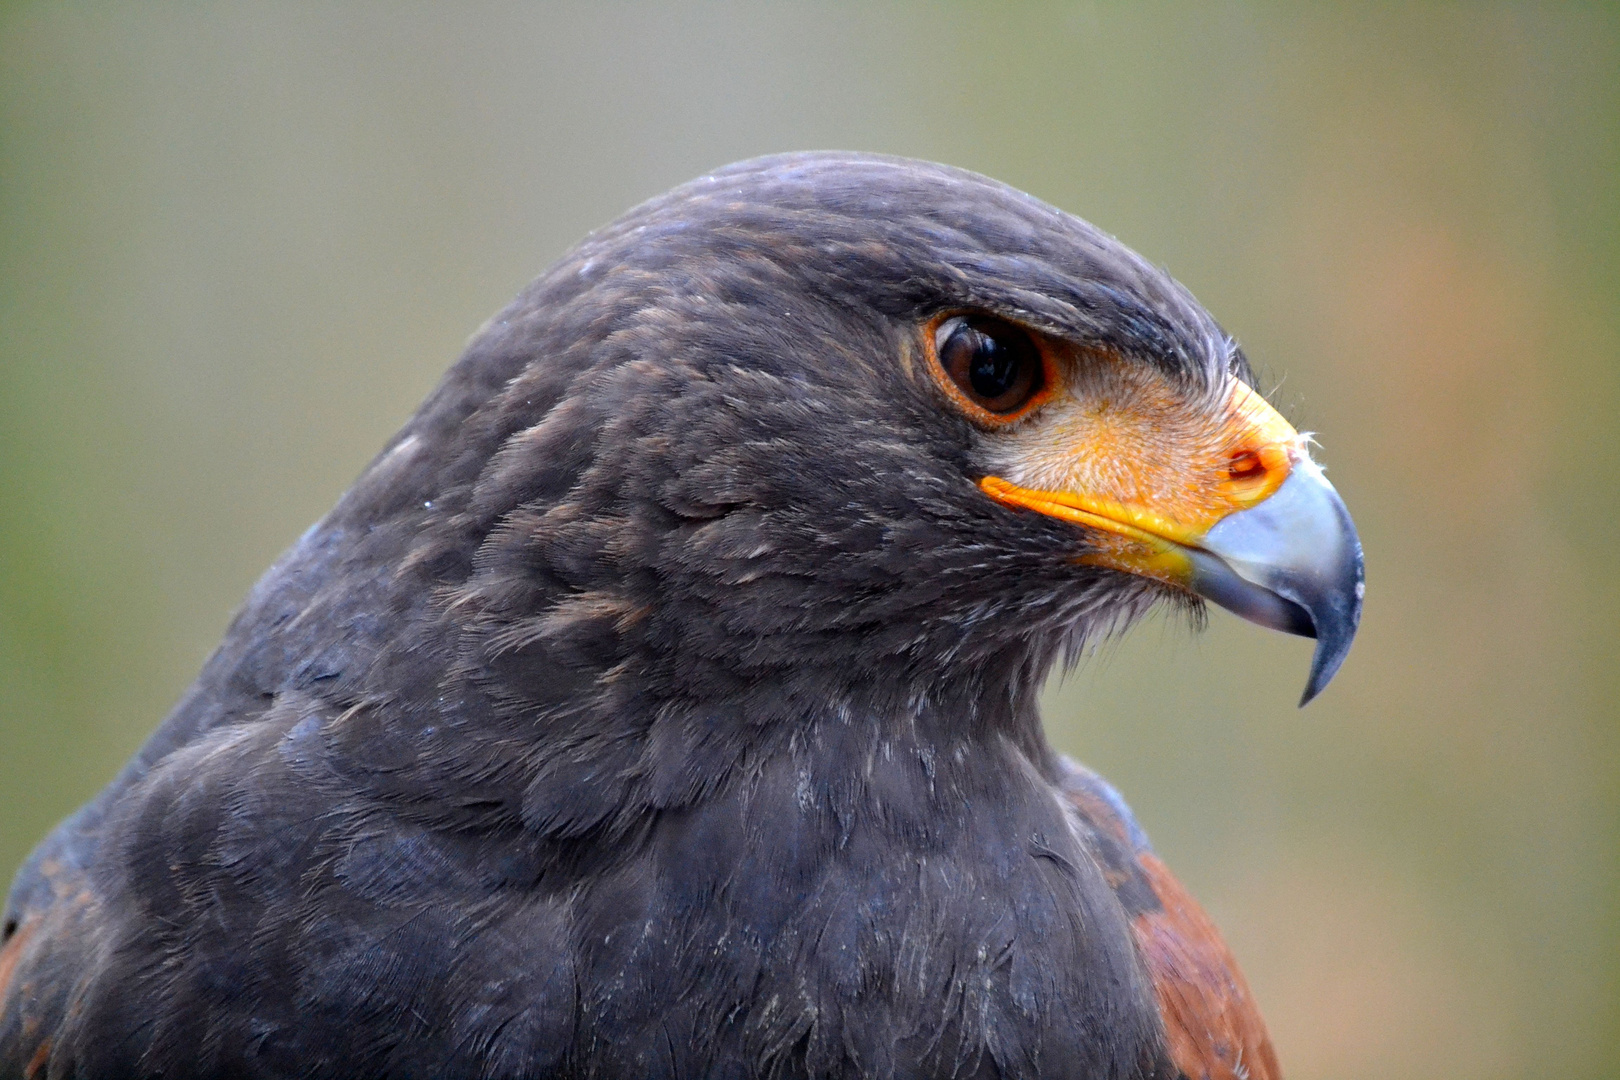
[1,5,1615,1077]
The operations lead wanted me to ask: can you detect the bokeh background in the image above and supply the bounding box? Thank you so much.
[2,5,1615,1077]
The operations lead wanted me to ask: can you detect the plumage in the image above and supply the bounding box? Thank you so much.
[1,152,1357,1078]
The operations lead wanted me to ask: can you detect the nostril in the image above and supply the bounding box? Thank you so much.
[1228,450,1265,480]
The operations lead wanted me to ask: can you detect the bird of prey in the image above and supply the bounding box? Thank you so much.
[1,153,1361,1079]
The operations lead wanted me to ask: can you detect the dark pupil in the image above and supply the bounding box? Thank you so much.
[966,330,1020,399]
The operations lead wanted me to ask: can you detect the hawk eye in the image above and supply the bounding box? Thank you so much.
[936,316,1044,416]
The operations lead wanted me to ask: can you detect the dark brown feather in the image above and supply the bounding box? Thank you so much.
[3,153,1264,1079]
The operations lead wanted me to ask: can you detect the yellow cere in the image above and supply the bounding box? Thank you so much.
[977,350,1304,584]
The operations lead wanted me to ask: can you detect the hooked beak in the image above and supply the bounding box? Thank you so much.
[1178,455,1363,704]
[978,381,1363,705]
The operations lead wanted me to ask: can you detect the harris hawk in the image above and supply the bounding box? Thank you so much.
[0,153,1361,1079]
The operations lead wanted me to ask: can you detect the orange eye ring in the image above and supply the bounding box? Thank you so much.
[923,313,1059,427]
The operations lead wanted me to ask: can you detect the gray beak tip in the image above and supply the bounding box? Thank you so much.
[1297,544,1364,707]
[1191,457,1365,707]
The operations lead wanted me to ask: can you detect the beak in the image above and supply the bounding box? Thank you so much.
[978,382,1363,705]
[1180,455,1363,705]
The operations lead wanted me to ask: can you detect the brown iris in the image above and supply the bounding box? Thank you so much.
[933,315,1047,420]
